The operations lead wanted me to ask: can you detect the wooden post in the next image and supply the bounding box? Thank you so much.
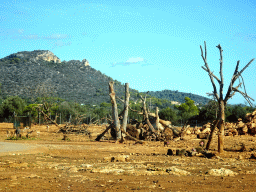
[109,81,121,140]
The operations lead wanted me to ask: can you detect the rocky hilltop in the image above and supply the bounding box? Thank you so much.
[0,50,127,104]
[5,50,62,63]
[0,50,210,105]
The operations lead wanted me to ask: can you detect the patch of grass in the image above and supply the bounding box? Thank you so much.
[6,136,38,140]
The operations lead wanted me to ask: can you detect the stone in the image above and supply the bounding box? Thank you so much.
[176,149,187,156]
[197,133,209,139]
[82,59,90,66]
[103,155,129,163]
[166,167,191,176]
[250,153,256,159]
[206,168,238,176]
[68,167,78,173]
[167,149,176,156]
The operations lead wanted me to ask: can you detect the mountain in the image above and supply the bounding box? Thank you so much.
[0,50,140,105]
[0,50,210,106]
[143,90,210,105]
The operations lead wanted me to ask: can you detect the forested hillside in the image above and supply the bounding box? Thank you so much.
[143,90,210,105]
[0,50,210,106]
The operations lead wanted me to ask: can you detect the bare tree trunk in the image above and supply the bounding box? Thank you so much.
[156,107,160,134]
[40,110,60,128]
[200,41,254,153]
[218,100,225,153]
[122,83,130,132]
[95,123,114,141]
[206,117,220,150]
[140,95,156,133]
[109,81,121,140]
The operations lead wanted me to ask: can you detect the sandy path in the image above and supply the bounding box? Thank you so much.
[0,142,37,153]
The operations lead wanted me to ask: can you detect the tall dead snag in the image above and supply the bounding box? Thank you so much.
[140,95,156,134]
[200,41,255,153]
[109,81,121,140]
[156,107,160,134]
[122,83,130,133]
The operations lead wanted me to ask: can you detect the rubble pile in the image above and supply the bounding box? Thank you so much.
[126,119,174,141]
[225,110,256,136]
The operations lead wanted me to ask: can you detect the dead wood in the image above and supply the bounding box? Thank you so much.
[200,41,255,153]
[140,95,156,134]
[109,81,121,139]
[95,123,114,141]
[121,83,130,133]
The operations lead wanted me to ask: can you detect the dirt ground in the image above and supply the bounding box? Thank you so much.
[0,123,255,192]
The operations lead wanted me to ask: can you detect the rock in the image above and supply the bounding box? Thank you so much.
[81,59,90,66]
[250,153,256,159]
[201,128,211,134]
[81,164,92,168]
[245,169,256,174]
[186,151,197,157]
[10,175,17,180]
[92,168,125,174]
[68,167,78,173]
[166,167,190,176]
[35,50,61,63]
[173,137,180,141]
[176,149,187,156]
[115,155,130,162]
[197,133,209,139]
[28,174,40,178]
[203,152,216,158]
[103,157,114,163]
[103,155,129,163]
[237,155,244,160]
[167,149,176,156]
[206,168,238,176]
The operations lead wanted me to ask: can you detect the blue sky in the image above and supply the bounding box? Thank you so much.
[0,0,255,105]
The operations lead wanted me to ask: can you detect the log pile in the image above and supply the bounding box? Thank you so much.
[225,110,256,136]
[58,124,91,136]
[245,110,256,135]
[126,119,174,141]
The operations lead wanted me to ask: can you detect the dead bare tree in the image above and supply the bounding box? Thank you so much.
[200,41,255,153]
[109,81,121,139]
[140,95,156,133]
[122,83,130,131]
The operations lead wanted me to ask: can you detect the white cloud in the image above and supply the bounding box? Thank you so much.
[52,40,72,49]
[110,57,153,67]
[42,34,70,40]
[12,34,39,40]
[126,57,144,63]
[0,28,24,36]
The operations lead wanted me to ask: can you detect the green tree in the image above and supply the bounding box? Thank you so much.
[159,107,178,125]
[23,104,39,118]
[176,97,199,125]
[0,96,26,118]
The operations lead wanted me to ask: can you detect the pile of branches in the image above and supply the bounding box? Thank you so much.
[95,82,190,144]
[57,124,91,136]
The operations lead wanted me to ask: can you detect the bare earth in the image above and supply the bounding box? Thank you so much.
[0,123,255,192]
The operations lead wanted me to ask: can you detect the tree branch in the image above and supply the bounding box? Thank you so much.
[225,83,242,101]
[225,59,254,103]
[217,44,224,100]
[200,42,220,101]
[201,66,220,82]
[232,87,254,101]
[225,60,240,102]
